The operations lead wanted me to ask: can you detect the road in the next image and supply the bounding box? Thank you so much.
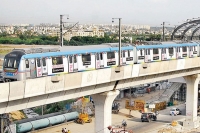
[34,102,186,133]
[128,104,186,133]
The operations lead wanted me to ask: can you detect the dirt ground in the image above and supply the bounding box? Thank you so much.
[0,44,58,68]
[0,44,59,55]
[0,44,58,48]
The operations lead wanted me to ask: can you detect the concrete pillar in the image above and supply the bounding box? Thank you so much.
[92,90,120,133]
[183,74,200,128]
[1,115,3,133]
[120,90,124,98]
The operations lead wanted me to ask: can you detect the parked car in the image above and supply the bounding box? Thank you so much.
[130,87,137,94]
[112,102,120,114]
[29,112,39,117]
[135,87,146,94]
[170,108,182,115]
[141,112,157,122]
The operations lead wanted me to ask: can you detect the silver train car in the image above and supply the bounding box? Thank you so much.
[2,42,200,82]
[3,43,134,81]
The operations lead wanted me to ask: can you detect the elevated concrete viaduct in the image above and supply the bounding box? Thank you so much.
[1,58,200,132]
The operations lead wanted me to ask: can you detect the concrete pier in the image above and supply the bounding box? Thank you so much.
[183,74,200,128]
[92,90,120,133]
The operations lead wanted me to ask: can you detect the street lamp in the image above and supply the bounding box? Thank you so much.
[60,14,69,47]
[112,18,122,72]
[161,22,170,41]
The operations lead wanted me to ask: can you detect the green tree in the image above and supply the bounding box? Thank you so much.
[0,31,9,37]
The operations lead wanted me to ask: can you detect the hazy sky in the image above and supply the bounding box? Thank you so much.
[1,0,200,26]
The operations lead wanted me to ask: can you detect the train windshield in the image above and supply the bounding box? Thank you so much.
[3,57,20,69]
[3,51,25,69]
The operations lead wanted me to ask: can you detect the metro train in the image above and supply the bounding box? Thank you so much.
[2,41,200,81]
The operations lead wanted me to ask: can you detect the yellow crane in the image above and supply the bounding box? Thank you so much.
[75,97,92,124]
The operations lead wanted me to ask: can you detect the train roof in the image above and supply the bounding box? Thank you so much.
[59,43,132,52]
[140,41,162,45]
[22,43,133,59]
[22,48,108,59]
[59,45,110,52]
[12,46,60,54]
[21,44,133,59]
[136,42,198,50]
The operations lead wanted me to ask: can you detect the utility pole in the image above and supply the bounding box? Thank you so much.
[162,22,165,41]
[60,15,63,47]
[119,18,121,67]
[112,18,122,69]
[1,114,3,133]
[60,14,69,47]
[161,22,170,41]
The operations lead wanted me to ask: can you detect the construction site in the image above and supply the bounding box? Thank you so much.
[0,80,192,133]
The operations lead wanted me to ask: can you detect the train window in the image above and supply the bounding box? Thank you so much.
[25,59,29,68]
[15,60,20,69]
[194,46,196,51]
[100,53,103,60]
[162,48,166,54]
[37,59,41,67]
[74,56,77,63]
[42,58,46,66]
[140,50,143,55]
[107,52,115,59]
[3,58,7,67]
[145,49,150,55]
[8,58,14,68]
[13,60,17,68]
[4,57,20,68]
[96,53,99,60]
[82,54,91,62]
[169,48,174,55]
[52,56,63,65]
[128,50,130,57]
[153,49,159,54]
[176,47,180,52]
[190,46,193,51]
[69,56,73,63]
[182,47,187,52]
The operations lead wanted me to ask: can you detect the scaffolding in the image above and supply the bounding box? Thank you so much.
[170,84,186,103]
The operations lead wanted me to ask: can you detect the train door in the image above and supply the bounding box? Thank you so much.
[182,47,187,58]
[25,59,30,79]
[73,55,78,72]
[153,48,160,61]
[30,59,36,78]
[36,58,42,77]
[41,58,48,75]
[126,50,133,64]
[137,49,145,63]
[106,51,116,66]
[69,55,73,73]
[161,48,167,60]
[176,47,181,59]
[145,49,151,62]
[168,47,174,60]
[189,46,194,57]
[122,51,126,65]
[99,53,104,68]
[96,53,100,69]
[193,46,197,57]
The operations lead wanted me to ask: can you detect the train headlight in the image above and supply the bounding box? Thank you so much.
[14,72,18,76]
